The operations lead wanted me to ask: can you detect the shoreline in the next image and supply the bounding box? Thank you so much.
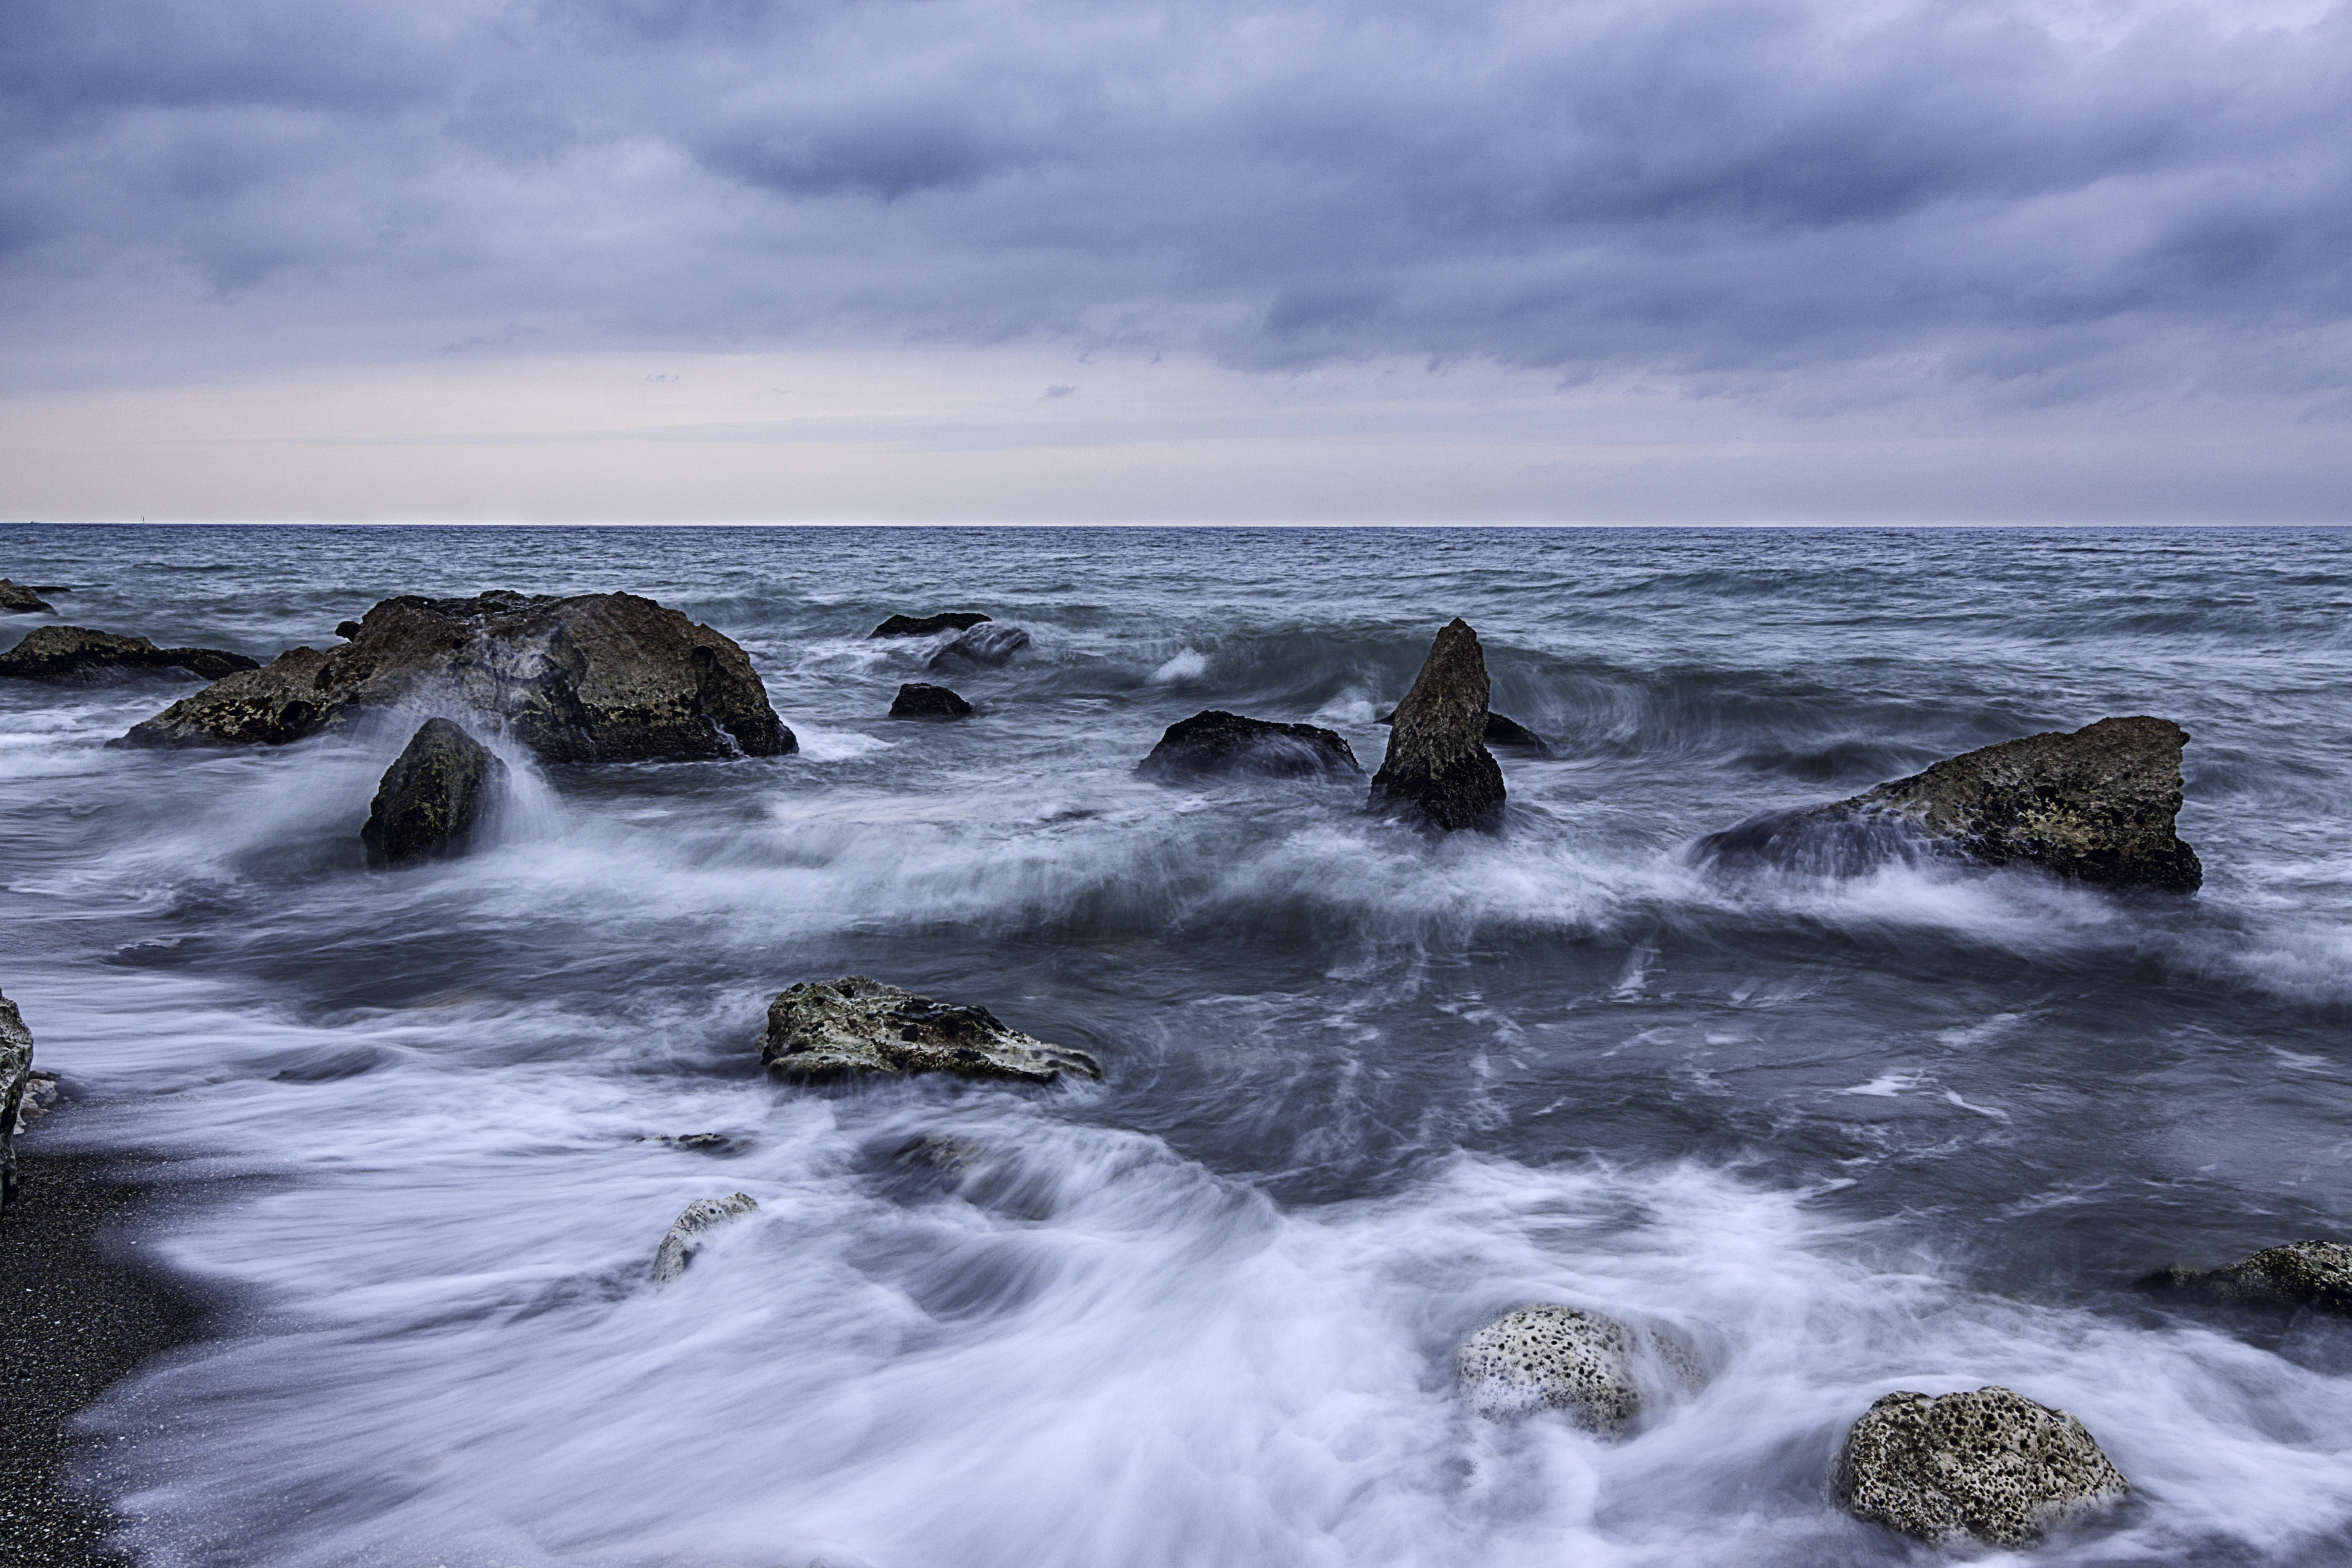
[0,1146,205,1568]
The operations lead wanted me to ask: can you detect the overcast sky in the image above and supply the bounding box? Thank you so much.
[3,0,2347,522]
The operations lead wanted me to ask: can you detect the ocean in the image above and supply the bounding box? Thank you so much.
[2,523,2348,1567]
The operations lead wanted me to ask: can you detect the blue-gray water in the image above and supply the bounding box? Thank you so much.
[2,524,2349,1568]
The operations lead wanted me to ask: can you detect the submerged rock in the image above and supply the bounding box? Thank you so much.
[1136,710,1361,781]
[652,1192,758,1284]
[871,612,991,639]
[117,589,793,762]
[762,977,1103,1086]
[1367,619,1505,832]
[928,623,1030,670]
[1454,1305,1702,1433]
[1376,707,1551,756]
[1836,1385,2130,1548]
[889,682,975,720]
[361,719,508,867]
[0,625,259,683]
[1,991,32,1207]
[0,580,55,614]
[1699,716,2201,891]
[2142,1240,2352,1317]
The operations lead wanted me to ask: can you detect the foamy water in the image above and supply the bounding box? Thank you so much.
[3,524,2350,1567]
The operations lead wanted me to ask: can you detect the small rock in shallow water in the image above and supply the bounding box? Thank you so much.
[1454,1305,1702,1433]
[1368,619,1505,832]
[361,718,508,867]
[762,976,1102,1085]
[928,623,1029,670]
[1836,1385,2130,1548]
[652,1192,758,1284]
[2141,1240,2352,1316]
[0,626,258,683]
[0,579,53,614]
[889,683,974,720]
[1136,710,1360,781]
[870,611,990,639]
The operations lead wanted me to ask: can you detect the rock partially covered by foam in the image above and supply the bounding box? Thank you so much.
[1453,1305,1701,1433]
[1,991,33,1207]
[762,977,1102,1086]
[652,1192,758,1284]
[1701,716,2200,891]
[118,590,793,762]
[870,611,990,639]
[361,719,508,867]
[1368,619,1505,832]
[0,625,259,684]
[889,683,975,720]
[1836,1385,2130,1548]
[928,623,1030,670]
[1136,710,1361,781]
[0,579,53,614]
[2142,1240,2352,1316]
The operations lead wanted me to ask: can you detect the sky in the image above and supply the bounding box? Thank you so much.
[2,0,2347,524]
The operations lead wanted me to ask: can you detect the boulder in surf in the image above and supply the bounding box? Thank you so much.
[0,625,259,684]
[1699,716,2201,891]
[361,719,508,867]
[2140,1240,2352,1316]
[762,977,1102,1086]
[870,612,991,639]
[1136,710,1361,781]
[0,991,32,1207]
[1835,1385,2130,1548]
[652,1192,758,1285]
[927,623,1030,670]
[117,590,794,762]
[0,580,54,614]
[889,683,975,720]
[1454,1305,1702,1434]
[1367,619,1505,832]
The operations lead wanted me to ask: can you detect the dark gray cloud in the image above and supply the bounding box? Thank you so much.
[2,0,2347,404]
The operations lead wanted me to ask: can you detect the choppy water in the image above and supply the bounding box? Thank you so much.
[3,524,2350,1568]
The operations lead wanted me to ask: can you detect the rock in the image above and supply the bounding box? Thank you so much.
[1836,1385,2130,1548]
[1453,1305,1703,1433]
[1367,619,1506,832]
[360,719,508,867]
[652,1192,758,1284]
[871,612,991,639]
[1699,717,2200,891]
[889,682,975,720]
[2142,1240,2352,1316]
[117,589,793,762]
[642,1132,750,1156]
[0,579,54,614]
[1135,710,1361,781]
[762,976,1103,1086]
[335,620,363,639]
[0,625,260,684]
[1376,707,1551,756]
[927,623,1030,670]
[1,991,34,1207]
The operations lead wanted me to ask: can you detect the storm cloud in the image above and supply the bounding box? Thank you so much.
[3,0,2349,408]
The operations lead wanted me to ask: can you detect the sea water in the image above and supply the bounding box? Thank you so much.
[1,524,2348,1567]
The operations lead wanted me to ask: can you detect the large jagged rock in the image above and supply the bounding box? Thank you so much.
[0,625,258,683]
[871,612,990,639]
[1367,619,1506,832]
[1,991,31,1207]
[928,624,1029,670]
[1453,1305,1702,1433]
[1376,707,1552,757]
[889,682,975,720]
[1836,1386,2131,1548]
[116,590,793,762]
[652,1192,758,1285]
[361,719,508,867]
[1699,716,2201,891]
[0,580,54,614]
[762,977,1103,1086]
[2142,1240,2352,1316]
[1136,710,1361,781]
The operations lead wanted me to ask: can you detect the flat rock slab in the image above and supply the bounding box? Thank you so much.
[0,626,257,683]
[1836,1385,2130,1548]
[362,718,508,866]
[0,580,53,614]
[889,682,975,720]
[2144,1240,2352,1316]
[1136,710,1361,781]
[652,1192,757,1284]
[1368,618,1505,832]
[0,992,31,1207]
[762,977,1102,1085]
[1454,1305,1702,1433]
[928,624,1030,670]
[871,612,990,639]
[116,589,793,763]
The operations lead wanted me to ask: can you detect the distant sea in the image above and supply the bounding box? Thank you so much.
[3,523,2349,1568]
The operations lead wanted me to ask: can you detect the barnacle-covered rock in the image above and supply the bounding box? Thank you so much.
[761,977,1102,1086]
[1835,1385,2131,1548]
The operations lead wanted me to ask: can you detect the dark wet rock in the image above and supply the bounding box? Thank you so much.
[889,682,975,720]
[640,1132,751,1156]
[117,589,793,762]
[2142,1240,2352,1317]
[335,620,363,639]
[360,719,508,867]
[1377,707,1550,755]
[1454,1305,1703,1433]
[0,626,259,684]
[1,991,31,1207]
[1136,710,1361,781]
[1367,619,1505,832]
[1836,1385,2130,1548]
[652,1192,758,1285]
[927,623,1030,670]
[0,580,54,614]
[1699,716,2200,891]
[762,976,1102,1086]
[870,611,991,639]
